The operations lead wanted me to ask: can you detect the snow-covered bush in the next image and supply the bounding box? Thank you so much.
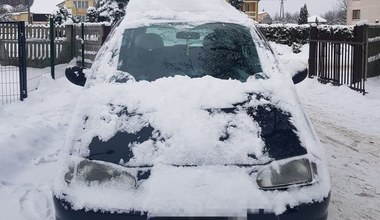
[258,24,310,46]
[86,6,99,22]
[228,0,244,10]
[53,7,79,25]
[258,24,354,46]
[96,0,129,24]
[292,42,302,54]
[0,4,12,21]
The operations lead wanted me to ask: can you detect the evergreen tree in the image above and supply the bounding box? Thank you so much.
[86,6,98,22]
[298,4,308,25]
[52,7,78,25]
[0,4,12,21]
[228,0,244,11]
[96,0,129,24]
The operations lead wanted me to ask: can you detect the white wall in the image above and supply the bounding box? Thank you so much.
[347,0,380,25]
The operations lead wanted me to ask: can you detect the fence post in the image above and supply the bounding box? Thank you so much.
[309,25,318,77]
[81,23,85,67]
[50,18,55,79]
[352,25,367,85]
[65,25,75,60]
[17,21,27,100]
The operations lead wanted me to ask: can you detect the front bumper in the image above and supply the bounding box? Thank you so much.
[53,194,330,220]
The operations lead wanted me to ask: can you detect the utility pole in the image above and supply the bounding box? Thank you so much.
[26,0,32,24]
[279,0,285,23]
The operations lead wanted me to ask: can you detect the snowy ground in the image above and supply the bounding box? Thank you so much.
[0,44,379,219]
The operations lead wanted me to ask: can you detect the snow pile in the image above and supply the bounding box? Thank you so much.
[0,74,82,220]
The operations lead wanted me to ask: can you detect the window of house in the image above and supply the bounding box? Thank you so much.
[74,1,77,7]
[85,1,89,8]
[352,10,360,20]
[243,3,250,11]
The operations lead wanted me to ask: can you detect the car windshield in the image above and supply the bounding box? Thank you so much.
[117,23,264,82]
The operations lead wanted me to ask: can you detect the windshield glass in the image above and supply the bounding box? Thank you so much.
[117,23,263,82]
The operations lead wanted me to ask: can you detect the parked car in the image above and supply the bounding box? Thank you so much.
[54,0,330,219]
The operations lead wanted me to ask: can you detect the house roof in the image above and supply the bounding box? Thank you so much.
[30,0,63,14]
[308,15,327,23]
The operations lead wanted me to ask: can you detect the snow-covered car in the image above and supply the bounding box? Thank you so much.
[54,0,330,219]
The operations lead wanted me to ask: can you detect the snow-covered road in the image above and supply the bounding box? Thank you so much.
[275,43,380,219]
[0,44,379,219]
[297,79,380,220]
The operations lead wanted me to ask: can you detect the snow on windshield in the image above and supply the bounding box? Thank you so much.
[87,0,282,86]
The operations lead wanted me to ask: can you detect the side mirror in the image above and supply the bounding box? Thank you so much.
[65,66,87,87]
[292,68,308,84]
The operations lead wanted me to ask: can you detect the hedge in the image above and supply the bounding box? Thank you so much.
[257,24,354,46]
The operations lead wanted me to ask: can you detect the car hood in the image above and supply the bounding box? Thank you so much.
[66,76,320,166]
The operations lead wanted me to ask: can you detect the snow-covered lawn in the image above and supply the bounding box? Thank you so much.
[0,44,379,219]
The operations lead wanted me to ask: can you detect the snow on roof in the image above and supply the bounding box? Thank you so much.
[31,0,63,14]
[2,4,13,12]
[308,15,327,23]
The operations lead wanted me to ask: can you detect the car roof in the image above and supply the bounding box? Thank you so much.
[124,0,253,27]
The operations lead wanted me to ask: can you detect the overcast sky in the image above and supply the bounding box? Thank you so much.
[259,0,338,17]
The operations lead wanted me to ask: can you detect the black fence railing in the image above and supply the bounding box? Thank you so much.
[308,25,378,94]
[367,25,380,78]
[0,21,27,105]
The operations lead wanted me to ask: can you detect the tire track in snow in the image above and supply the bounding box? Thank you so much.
[304,106,380,220]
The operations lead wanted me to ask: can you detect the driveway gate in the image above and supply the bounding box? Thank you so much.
[0,21,27,105]
[309,25,368,94]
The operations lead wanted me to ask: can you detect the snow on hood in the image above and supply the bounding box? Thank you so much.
[65,75,324,165]
[68,76,268,165]
[58,71,330,216]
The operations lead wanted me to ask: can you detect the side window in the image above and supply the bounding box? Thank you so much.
[352,10,360,20]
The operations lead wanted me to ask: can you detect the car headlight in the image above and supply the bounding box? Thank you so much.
[256,159,316,190]
[64,159,136,187]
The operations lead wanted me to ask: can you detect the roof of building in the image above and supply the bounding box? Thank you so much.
[30,0,63,14]
[308,15,327,23]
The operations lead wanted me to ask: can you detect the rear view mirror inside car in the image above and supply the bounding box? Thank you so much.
[176,32,201,40]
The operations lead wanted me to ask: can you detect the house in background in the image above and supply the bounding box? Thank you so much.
[227,0,260,21]
[308,15,327,25]
[241,0,260,21]
[65,0,96,22]
[347,0,380,25]
[258,11,269,23]
[11,0,63,24]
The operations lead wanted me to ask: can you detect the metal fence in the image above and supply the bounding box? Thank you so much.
[309,25,368,93]
[367,25,380,78]
[74,23,111,68]
[0,22,27,105]
[309,25,380,94]
[0,21,110,105]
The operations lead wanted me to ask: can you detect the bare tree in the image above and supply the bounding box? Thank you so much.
[335,0,347,24]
